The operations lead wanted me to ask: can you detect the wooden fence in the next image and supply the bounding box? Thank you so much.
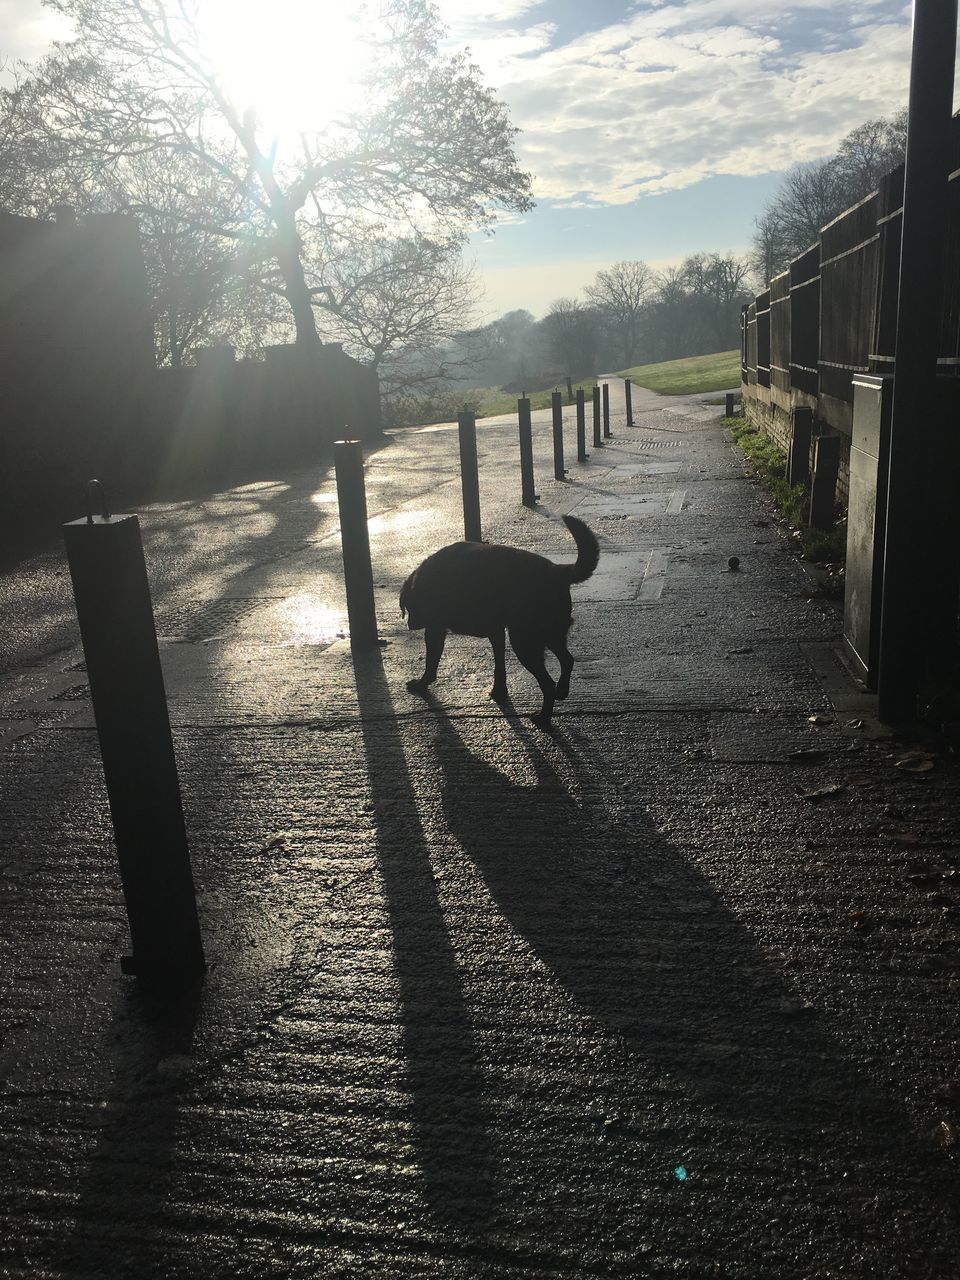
[740,112,960,503]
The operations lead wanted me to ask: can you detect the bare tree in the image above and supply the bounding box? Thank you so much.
[316,232,480,394]
[541,298,600,377]
[584,260,652,367]
[750,111,908,281]
[6,0,534,349]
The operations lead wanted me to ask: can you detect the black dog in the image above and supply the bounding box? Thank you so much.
[399,515,599,728]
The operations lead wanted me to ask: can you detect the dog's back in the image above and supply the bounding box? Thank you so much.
[401,541,571,637]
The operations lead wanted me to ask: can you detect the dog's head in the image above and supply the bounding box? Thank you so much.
[399,573,424,630]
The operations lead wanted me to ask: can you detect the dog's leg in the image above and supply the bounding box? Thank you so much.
[407,624,446,695]
[509,627,556,729]
[489,627,508,702]
[550,640,575,701]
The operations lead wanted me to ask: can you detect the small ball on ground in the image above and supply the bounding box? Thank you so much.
[728,556,740,571]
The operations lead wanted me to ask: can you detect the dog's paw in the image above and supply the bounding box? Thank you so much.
[406,678,431,696]
[489,683,509,703]
[530,712,554,733]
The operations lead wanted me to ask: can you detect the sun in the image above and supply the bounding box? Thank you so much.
[197,0,373,138]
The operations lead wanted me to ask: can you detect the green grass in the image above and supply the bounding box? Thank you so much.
[475,381,597,418]
[615,349,741,395]
[727,415,846,594]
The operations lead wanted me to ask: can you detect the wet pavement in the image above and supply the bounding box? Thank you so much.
[2,382,960,1278]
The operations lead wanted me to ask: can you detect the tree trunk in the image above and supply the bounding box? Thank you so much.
[273,210,321,350]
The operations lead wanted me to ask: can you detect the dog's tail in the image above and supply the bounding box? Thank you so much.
[558,515,600,584]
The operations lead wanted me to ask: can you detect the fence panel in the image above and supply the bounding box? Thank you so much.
[789,244,820,396]
[756,290,771,389]
[769,271,791,393]
[819,191,882,407]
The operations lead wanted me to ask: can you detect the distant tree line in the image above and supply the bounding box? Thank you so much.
[749,111,907,283]
[456,252,750,393]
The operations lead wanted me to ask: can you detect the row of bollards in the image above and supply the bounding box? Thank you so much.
[65,376,633,992]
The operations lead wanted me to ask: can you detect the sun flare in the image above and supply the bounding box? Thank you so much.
[197,0,372,137]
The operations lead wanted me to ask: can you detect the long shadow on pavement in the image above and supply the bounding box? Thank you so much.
[423,706,949,1215]
[351,648,495,1226]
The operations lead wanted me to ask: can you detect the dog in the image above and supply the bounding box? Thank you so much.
[399,515,599,728]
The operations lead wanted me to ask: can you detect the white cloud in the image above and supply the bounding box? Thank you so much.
[0,0,73,61]
[445,2,914,207]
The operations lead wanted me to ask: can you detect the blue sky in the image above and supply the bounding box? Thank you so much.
[7,0,919,319]
[438,0,918,318]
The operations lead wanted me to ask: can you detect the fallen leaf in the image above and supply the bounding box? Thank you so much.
[796,782,846,801]
[846,718,865,729]
[936,1119,958,1149]
[880,824,921,846]
[895,751,936,773]
[908,861,949,880]
[726,646,754,655]
[808,714,835,726]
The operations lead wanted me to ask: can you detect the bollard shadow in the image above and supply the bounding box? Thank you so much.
[52,981,203,1278]
[351,648,495,1224]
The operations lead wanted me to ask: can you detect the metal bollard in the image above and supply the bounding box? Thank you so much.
[334,439,379,651]
[458,409,482,541]
[63,482,205,991]
[725,391,736,418]
[602,383,611,437]
[592,385,602,447]
[551,390,567,481]
[624,378,634,427]
[517,397,538,507]
[575,388,588,462]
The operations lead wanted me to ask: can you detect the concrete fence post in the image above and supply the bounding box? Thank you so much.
[787,407,814,488]
[809,433,841,530]
[602,383,611,438]
[725,391,736,418]
[575,388,588,462]
[592,385,602,447]
[334,439,379,650]
[458,409,482,541]
[517,397,538,507]
[63,486,205,992]
[624,378,634,427]
[551,390,567,480]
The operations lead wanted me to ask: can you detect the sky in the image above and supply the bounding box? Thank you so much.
[4,0,921,320]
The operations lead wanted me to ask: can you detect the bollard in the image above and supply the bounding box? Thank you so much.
[517,397,538,507]
[335,439,379,651]
[63,483,205,991]
[458,409,482,541]
[592,385,602,448]
[551,390,567,481]
[624,377,634,427]
[725,391,736,418]
[575,388,588,462]
[602,382,611,438]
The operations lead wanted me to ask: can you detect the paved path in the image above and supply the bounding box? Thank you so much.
[2,382,960,1278]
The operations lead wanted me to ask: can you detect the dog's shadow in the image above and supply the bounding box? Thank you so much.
[422,705,911,1142]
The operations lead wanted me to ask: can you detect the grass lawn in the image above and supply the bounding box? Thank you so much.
[475,381,597,418]
[615,349,741,396]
